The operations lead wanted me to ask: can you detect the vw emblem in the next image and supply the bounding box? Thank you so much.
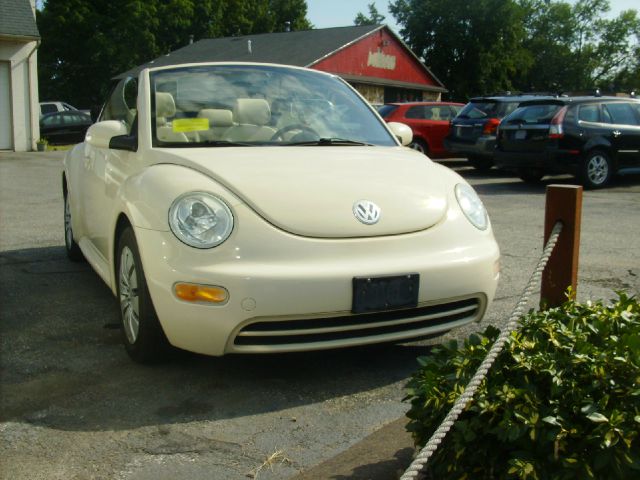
[353,200,381,225]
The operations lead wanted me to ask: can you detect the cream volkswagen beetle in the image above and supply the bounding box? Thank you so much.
[63,63,500,363]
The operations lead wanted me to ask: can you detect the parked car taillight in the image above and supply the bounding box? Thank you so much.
[549,106,568,139]
[482,118,500,135]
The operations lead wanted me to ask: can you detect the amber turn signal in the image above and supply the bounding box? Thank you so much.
[174,283,228,304]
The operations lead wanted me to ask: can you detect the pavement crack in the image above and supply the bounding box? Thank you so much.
[137,432,246,458]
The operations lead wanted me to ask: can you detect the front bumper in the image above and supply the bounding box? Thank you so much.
[135,204,500,356]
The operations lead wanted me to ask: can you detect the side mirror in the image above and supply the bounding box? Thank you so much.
[85,121,128,148]
[387,122,413,146]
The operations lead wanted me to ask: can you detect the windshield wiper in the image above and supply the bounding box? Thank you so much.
[285,138,374,146]
[197,140,254,147]
[159,140,254,148]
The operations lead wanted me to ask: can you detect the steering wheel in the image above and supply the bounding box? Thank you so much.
[270,124,319,142]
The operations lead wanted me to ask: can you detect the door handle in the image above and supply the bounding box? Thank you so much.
[612,130,621,138]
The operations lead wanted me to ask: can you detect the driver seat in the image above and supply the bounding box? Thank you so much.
[155,92,189,143]
[224,99,276,142]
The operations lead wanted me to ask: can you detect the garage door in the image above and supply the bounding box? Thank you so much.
[0,61,12,150]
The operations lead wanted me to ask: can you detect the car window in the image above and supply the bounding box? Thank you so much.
[603,103,639,126]
[65,113,84,124]
[100,77,138,135]
[503,104,561,124]
[41,104,57,115]
[41,114,63,126]
[457,101,498,119]
[578,104,600,123]
[62,103,75,111]
[424,106,450,121]
[405,106,424,119]
[450,105,463,116]
[497,101,520,118]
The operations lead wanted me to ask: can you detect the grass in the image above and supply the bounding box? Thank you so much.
[46,144,74,151]
[248,449,293,479]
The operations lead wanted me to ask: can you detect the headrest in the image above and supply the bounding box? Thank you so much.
[156,92,176,118]
[198,109,234,127]
[233,98,271,126]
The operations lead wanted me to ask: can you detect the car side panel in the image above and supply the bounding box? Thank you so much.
[604,124,640,168]
[101,164,245,294]
[63,144,89,241]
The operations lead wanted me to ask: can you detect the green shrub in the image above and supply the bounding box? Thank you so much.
[405,293,640,479]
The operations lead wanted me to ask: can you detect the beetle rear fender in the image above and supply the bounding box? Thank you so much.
[115,163,244,232]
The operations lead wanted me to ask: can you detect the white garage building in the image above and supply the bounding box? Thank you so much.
[0,0,40,151]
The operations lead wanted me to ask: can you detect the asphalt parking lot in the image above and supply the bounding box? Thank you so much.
[1,150,638,479]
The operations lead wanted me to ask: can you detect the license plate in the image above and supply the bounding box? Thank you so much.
[352,274,419,314]
[515,130,527,140]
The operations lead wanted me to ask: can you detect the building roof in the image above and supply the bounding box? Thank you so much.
[0,0,40,39]
[116,25,445,91]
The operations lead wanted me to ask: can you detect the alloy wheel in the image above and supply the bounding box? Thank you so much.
[64,195,74,249]
[586,154,609,185]
[409,142,425,153]
[119,246,140,344]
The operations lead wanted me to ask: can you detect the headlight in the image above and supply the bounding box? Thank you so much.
[169,192,234,248]
[455,183,488,230]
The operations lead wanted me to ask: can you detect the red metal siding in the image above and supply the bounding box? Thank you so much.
[310,29,438,87]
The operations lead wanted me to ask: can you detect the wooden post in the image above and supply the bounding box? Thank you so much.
[541,185,583,309]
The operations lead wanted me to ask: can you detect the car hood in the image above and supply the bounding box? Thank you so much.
[159,147,449,238]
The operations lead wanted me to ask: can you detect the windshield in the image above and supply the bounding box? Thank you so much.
[457,100,520,120]
[457,101,498,119]
[149,65,397,147]
[503,104,562,125]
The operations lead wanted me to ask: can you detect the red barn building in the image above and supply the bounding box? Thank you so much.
[119,25,447,103]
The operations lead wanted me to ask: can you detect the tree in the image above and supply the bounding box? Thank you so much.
[589,8,640,92]
[517,0,640,93]
[37,0,311,108]
[515,0,576,92]
[389,0,639,99]
[354,2,385,26]
[389,0,530,100]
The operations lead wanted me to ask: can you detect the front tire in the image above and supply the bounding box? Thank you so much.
[116,226,169,363]
[409,138,428,155]
[64,190,84,262]
[468,155,493,172]
[519,169,544,184]
[580,150,612,189]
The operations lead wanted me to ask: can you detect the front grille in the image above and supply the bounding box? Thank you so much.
[233,297,481,347]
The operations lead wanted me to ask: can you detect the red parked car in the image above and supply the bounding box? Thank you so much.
[378,102,464,157]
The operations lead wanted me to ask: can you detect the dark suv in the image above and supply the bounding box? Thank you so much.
[445,94,556,171]
[495,96,640,188]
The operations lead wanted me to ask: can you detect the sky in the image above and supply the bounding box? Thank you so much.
[306,0,639,32]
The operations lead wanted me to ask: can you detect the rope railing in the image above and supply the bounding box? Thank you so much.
[400,221,564,480]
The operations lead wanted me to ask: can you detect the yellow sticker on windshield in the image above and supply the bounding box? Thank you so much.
[172,118,209,133]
